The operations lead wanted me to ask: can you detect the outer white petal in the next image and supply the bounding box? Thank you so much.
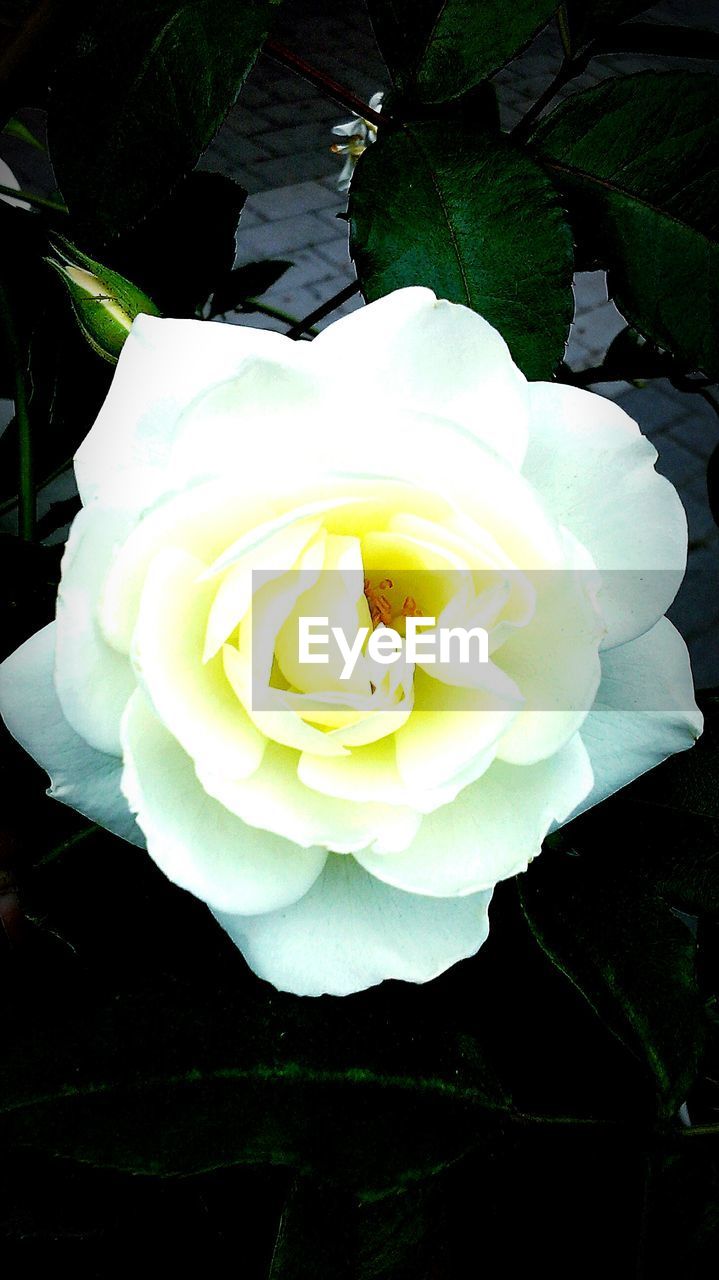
[309,288,529,469]
[198,740,421,855]
[120,691,327,915]
[494,539,604,765]
[0,624,141,844]
[55,506,137,755]
[74,314,307,513]
[522,382,687,647]
[573,616,702,818]
[355,733,593,897]
[213,855,493,996]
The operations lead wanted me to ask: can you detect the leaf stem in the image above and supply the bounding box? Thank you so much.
[0,282,35,540]
[512,45,593,143]
[241,297,319,335]
[557,364,627,387]
[264,38,384,126]
[0,182,68,214]
[676,1121,719,1139]
[36,824,100,868]
[557,4,573,59]
[285,280,361,339]
[0,454,74,520]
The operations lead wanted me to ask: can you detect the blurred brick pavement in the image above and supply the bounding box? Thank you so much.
[2,0,717,682]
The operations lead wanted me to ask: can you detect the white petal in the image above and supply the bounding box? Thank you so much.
[394,667,518,798]
[55,506,137,755]
[309,288,529,469]
[331,120,364,136]
[120,690,327,914]
[198,740,421,855]
[74,314,304,513]
[0,623,141,843]
[574,617,702,818]
[167,351,329,495]
[132,548,265,779]
[355,733,593,897]
[494,537,604,765]
[523,382,687,647]
[213,855,493,996]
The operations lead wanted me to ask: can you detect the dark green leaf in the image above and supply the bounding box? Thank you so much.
[208,259,292,318]
[545,691,719,921]
[268,1174,449,1280]
[35,494,82,540]
[2,116,44,150]
[594,21,719,61]
[0,304,113,505]
[631,692,719,824]
[518,854,702,1118]
[531,71,719,376]
[0,533,61,657]
[561,1,651,56]
[47,0,282,237]
[367,1,560,103]
[349,119,573,379]
[603,325,674,380]
[708,441,719,531]
[111,172,247,318]
[0,836,510,1190]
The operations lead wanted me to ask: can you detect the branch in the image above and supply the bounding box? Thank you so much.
[285,280,361,340]
[0,282,34,540]
[0,181,68,214]
[264,38,384,126]
[512,11,595,144]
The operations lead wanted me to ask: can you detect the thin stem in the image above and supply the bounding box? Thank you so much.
[0,282,35,540]
[36,824,100,869]
[677,1122,719,1138]
[286,280,361,340]
[0,454,74,520]
[557,4,573,59]
[512,45,593,143]
[264,38,384,126]
[0,181,68,214]
[242,298,319,335]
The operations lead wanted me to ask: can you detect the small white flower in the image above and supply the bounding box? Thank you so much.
[331,92,383,192]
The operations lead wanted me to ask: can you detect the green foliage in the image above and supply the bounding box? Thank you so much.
[208,260,293,318]
[518,855,702,1118]
[47,0,283,237]
[111,172,248,318]
[349,119,574,379]
[532,71,719,376]
[560,0,651,55]
[367,1,560,103]
[2,116,44,150]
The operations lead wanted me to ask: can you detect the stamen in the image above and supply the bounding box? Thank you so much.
[402,595,423,617]
[364,577,394,627]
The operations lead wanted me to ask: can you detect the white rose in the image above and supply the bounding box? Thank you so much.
[0,288,702,995]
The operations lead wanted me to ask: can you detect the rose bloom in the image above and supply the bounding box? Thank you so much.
[0,288,702,995]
